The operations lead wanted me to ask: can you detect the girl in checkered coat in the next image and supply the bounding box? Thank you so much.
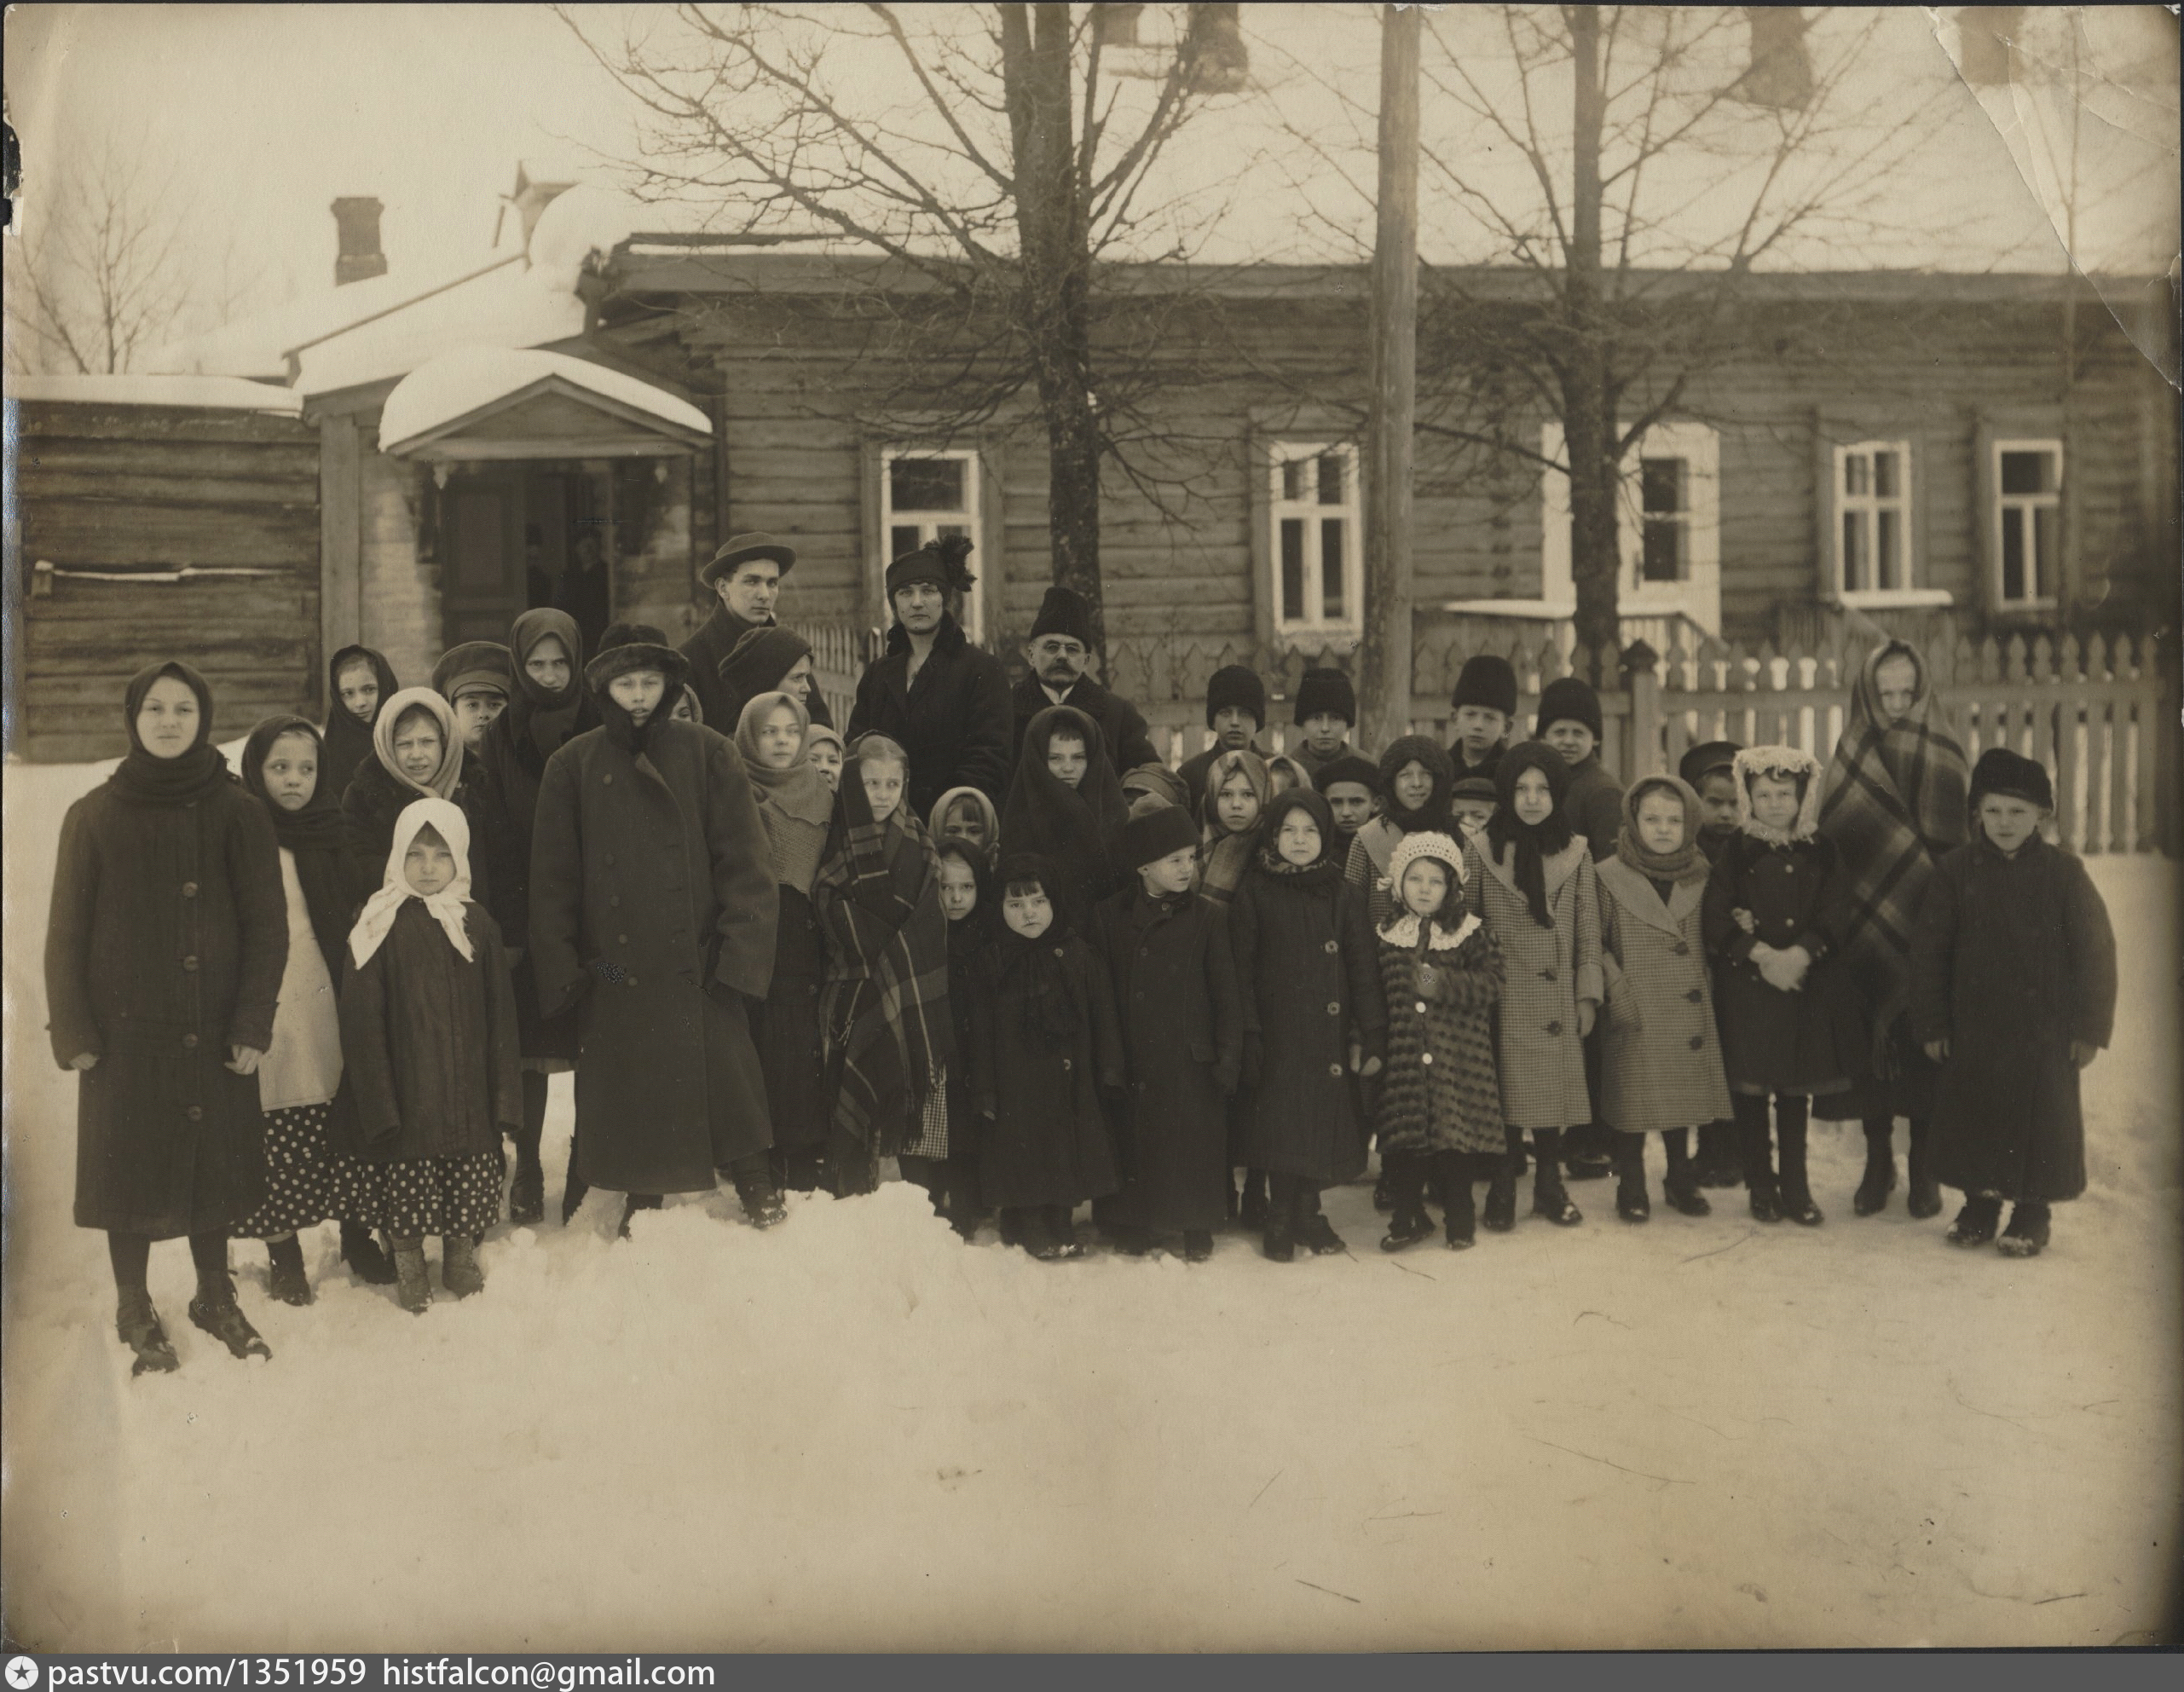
[1464,742,1602,1231]
[1374,832,1505,1252]
[1597,776,1731,1223]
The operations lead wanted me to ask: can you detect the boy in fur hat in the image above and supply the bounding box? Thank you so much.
[1180,665,1268,813]
[1290,667,1364,783]
[1911,748,2115,1256]
[1535,675,1625,862]
[1090,800,1245,1262]
[1448,654,1519,782]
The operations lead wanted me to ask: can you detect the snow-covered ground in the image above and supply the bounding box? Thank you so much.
[4,753,2178,1651]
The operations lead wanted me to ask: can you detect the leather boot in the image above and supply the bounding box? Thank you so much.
[339,1219,396,1285]
[266,1234,313,1306]
[1530,1129,1583,1226]
[1906,1118,1943,1219]
[117,1292,180,1376]
[1853,1120,1897,1216]
[188,1273,273,1360]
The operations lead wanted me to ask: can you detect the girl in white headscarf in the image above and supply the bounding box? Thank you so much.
[333,798,522,1314]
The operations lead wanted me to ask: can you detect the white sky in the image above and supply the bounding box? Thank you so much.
[5,3,2175,349]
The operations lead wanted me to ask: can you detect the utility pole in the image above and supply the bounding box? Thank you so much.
[1361,2,1420,753]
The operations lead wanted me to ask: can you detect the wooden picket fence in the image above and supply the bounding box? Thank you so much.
[791,616,2173,855]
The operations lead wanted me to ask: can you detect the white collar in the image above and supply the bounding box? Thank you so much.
[1378,911,1482,951]
[1041,680,1077,707]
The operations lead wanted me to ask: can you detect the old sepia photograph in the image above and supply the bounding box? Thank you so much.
[3,1,2179,1654]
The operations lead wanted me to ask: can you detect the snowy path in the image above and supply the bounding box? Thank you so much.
[5,755,2178,1650]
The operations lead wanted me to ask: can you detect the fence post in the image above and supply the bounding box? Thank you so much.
[1622,638,1663,779]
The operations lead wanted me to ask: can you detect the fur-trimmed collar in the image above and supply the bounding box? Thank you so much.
[1378,911,1482,950]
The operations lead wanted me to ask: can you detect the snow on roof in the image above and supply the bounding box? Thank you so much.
[377,346,709,453]
[3,372,305,413]
[293,261,587,397]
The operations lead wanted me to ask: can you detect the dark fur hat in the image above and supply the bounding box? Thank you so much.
[586,622,690,692]
[1968,746,2054,811]
[1205,664,1267,730]
[1450,653,1518,718]
[1293,666,1357,727]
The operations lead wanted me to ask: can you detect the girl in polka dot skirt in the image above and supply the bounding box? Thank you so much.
[336,798,521,1313]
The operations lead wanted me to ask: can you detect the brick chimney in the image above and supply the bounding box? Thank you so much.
[332,197,387,286]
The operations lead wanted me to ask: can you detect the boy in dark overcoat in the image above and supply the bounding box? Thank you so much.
[529,624,785,1236]
[1910,748,2117,1256]
[1091,801,1245,1262]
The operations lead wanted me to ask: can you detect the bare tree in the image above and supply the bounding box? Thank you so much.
[558,2,1251,659]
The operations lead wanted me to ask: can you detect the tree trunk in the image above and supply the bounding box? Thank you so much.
[1361,3,1420,752]
[1563,5,1620,681]
[1002,2,1106,661]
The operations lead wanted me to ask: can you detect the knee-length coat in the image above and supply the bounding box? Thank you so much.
[1372,916,1505,1158]
[1230,862,1386,1184]
[529,719,780,1194]
[45,776,286,1237]
[1091,886,1245,1233]
[1465,837,1603,1130]
[1702,833,1863,1094]
[1596,860,1733,1134]
[974,934,1125,1210]
[1910,836,2117,1203]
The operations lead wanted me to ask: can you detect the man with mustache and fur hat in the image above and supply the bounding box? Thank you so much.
[1011,584,1161,776]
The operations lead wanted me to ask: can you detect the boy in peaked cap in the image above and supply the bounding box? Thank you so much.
[1089,799,1245,1262]
[1180,664,1268,813]
[1678,740,1745,866]
[1447,654,1518,782]
[1910,748,2116,1259]
[1290,667,1364,783]
[432,642,515,750]
[1313,753,1381,850]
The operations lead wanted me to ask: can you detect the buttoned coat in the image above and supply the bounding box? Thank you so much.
[974,935,1125,1210]
[45,777,286,1236]
[1596,859,1733,1134]
[1465,837,1603,1130]
[1011,673,1160,776]
[1373,921,1505,1157]
[1229,864,1386,1184]
[529,719,780,1193]
[338,900,523,1162]
[1562,755,1626,863]
[847,615,1014,822]
[1090,886,1245,1233]
[1910,836,2117,1203]
[1702,833,1863,1094]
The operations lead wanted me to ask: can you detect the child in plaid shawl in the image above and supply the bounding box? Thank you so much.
[813,735,956,1204]
[1817,640,1970,1221]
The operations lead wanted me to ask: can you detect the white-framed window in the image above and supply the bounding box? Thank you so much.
[1992,437,2062,609]
[1504,419,1721,634]
[1267,442,1362,640]
[880,446,984,644]
[1833,439,1912,598]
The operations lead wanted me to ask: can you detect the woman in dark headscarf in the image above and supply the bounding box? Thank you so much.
[470,608,599,1226]
[44,662,287,1374]
[812,733,956,1203]
[717,624,821,729]
[1001,703,1131,929]
[230,716,392,1297]
[322,644,400,802]
[737,690,838,1194]
[1466,740,1602,1231]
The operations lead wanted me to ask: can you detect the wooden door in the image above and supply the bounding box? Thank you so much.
[442,474,524,647]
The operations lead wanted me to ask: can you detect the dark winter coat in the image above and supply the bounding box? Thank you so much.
[1230,862,1386,1185]
[341,752,489,910]
[46,775,286,1237]
[338,900,523,1162]
[1702,833,1863,1095]
[1562,754,1626,863]
[847,615,1014,823]
[1910,836,2118,1203]
[974,933,1125,1210]
[1012,673,1160,776]
[529,719,780,1193]
[680,603,835,736]
[1091,886,1245,1233]
[1372,920,1505,1158]
[754,885,829,1153]
[1448,742,1505,784]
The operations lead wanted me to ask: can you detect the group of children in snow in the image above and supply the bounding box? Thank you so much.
[49,603,2118,1377]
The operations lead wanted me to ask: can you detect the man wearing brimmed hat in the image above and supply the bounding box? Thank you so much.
[846,534,1014,821]
[680,532,833,733]
[1009,584,1160,775]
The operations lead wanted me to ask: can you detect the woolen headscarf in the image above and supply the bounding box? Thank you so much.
[735,690,833,893]
[1615,774,1707,885]
[927,784,1002,861]
[1817,639,1970,1010]
[323,644,399,799]
[992,852,1080,1053]
[347,796,475,969]
[371,687,465,802]
[1376,734,1456,835]
[1197,747,1271,906]
[506,607,597,770]
[1121,762,1190,812]
[718,624,814,723]
[1002,703,1130,927]
[1487,740,1576,928]
[1255,788,1345,889]
[111,660,232,806]
[241,714,350,972]
[1265,752,1313,795]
